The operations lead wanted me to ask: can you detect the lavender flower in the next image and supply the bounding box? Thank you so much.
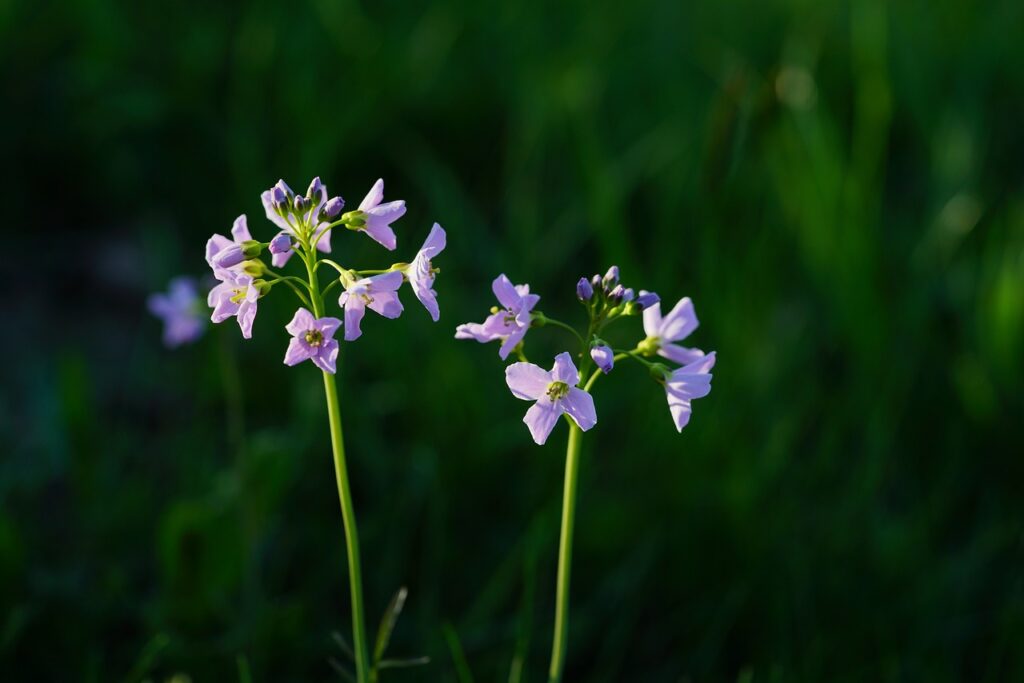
[641,297,706,365]
[207,269,260,339]
[355,178,406,251]
[148,277,205,348]
[406,223,446,321]
[505,352,597,445]
[338,270,404,341]
[283,307,342,374]
[590,344,614,374]
[576,277,594,301]
[664,352,716,431]
[205,215,253,277]
[455,274,540,359]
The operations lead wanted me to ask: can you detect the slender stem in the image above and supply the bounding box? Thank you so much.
[303,246,372,683]
[539,315,586,346]
[548,421,583,683]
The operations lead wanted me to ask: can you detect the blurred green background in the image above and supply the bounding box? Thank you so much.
[3,0,1024,680]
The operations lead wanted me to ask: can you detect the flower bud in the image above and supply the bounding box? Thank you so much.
[590,274,603,291]
[306,176,324,201]
[320,196,345,221]
[621,287,635,303]
[576,277,594,301]
[213,245,245,269]
[241,259,266,277]
[634,290,660,311]
[590,344,614,374]
[253,279,273,296]
[607,283,625,305]
[268,234,292,255]
[342,210,367,229]
[240,240,262,258]
[271,185,290,215]
[293,195,309,213]
[602,265,620,289]
[649,362,671,382]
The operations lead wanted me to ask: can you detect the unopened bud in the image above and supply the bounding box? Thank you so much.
[590,344,614,374]
[320,196,345,221]
[577,277,594,301]
[241,259,266,277]
[607,283,625,305]
[268,234,292,255]
[602,265,620,289]
[634,290,660,311]
[213,245,245,269]
[253,279,273,296]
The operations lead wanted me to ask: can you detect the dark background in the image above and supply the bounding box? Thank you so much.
[3,0,1024,681]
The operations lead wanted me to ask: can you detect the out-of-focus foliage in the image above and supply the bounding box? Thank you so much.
[3,0,1023,681]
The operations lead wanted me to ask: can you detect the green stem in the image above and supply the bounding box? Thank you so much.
[548,421,583,683]
[539,314,586,347]
[304,248,372,683]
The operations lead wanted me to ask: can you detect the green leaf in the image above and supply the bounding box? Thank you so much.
[373,586,408,664]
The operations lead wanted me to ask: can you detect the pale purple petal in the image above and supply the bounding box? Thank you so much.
[261,189,292,232]
[666,391,693,432]
[369,270,404,292]
[455,320,501,342]
[413,283,440,322]
[550,352,579,385]
[658,297,699,342]
[236,298,257,339]
[515,293,540,325]
[420,222,446,257]
[682,350,716,374]
[313,222,332,253]
[363,222,397,250]
[358,178,385,211]
[231,214,252,242]
[492,274,521,310]
[505,362,551,400]
[561,388,597,432]
[271,249,295,268]
[316,316,342,339]
[523,398,563,445]
[344,299,367,341]
[367,291,403,319]
[205,234,234,269]
[659,343,706,366]
[498,324,528,360]
[285,307,316,336]
[311,339,339,374]
[284,337,313,366]
[642,302,662,338]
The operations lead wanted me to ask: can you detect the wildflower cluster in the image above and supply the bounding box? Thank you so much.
[456,265,715,443]
[203,177,446,370]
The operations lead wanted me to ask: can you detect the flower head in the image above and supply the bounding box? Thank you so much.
[664,352,716,431]
[148,277,205,348]
[455,274,540,359]
[407,223,446,321]
[207,269,260,339]
[283,307,342,374]
[259,178,336,267]
[354,178,406,251]
[640,297,705,365]
[505,352,597,445]
[338,270,404,341]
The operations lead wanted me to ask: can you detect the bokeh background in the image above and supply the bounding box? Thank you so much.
[4,0,1024,681]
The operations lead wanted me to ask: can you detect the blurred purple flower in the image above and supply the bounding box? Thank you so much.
[664,352,716,431]
[148,277,205,348]
[642,297,705,365]
[505,352,597,445]
[356,178,406,250]
[454,274,540,359]
[407,223,446,321]
[338,270,404,341]
[283,307,342,374]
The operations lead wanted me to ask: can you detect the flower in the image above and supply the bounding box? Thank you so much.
[454,274,540,359]
[407,223,446,321]
[664,352,716,431]
[590,344,614,374]
[505,352,597,445]
[283,307,342,374]
[259,178,336,267]
[640,297,706,365]
[355,178,406,250]
[268,233,292,256]
[148,277,205,348]
[338,270,404,341]
[576,277,594,301]
[205,215,253,276]
[208,269,260,339]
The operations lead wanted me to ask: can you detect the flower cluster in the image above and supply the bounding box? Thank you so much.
[204,177,446,372]
[456,266,715,443]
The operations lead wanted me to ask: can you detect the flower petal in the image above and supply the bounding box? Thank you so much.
[659,344,706,366]
[344,299,366,341]
[523,397,562,445]
[363,223,397,250]
[369,270,404,292]
[358,178,384,211]
[562,388,597,431]
[421,222,446,257]
[658,297,699,342]
[316,316,342,339]
[260,189,292,232]
[550,352,579,385]
[498,324,528,360]
[492,274,521,310]
[231,214,252,242]
[642,302,663,338]
[505,362,551,400]
[367,290,404,319]
[666,391,692,432]
[311,339,339,374]
[285,307,316,336]
[283,337,312,366]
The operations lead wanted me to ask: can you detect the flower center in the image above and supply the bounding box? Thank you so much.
[637,335,661,356]
[546,381,570,400]
[305,329,324,347]
[229,286,248,304]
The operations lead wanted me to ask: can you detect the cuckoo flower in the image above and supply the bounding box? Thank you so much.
[338,270,404,341]
[206,215,258,276]
[406,223,446,321]
[148,277,205,348]
[664,351,716,432]
[283,307,342,374]
[208,269,260,339]
[455,274,539,359]
[641,297,705,365]
[505,352,597,445]
[260,178,336,267]
[355,178,406,251]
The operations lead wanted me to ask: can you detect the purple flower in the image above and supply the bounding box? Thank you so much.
[642,297,705,365]
[148,277,205,348]
[664,352,716,432]
[590,344,614,374]
[576,277,594,301]
[207,269,260,339]
[454,274,540,360]
[505,352,597,445]
[205,215,253,277]
[283,307,342,374]
[634,290,660,311]
[338,270,404,341]
[259,178,334,267]
[356,178,406,251]
[407,223,446,321]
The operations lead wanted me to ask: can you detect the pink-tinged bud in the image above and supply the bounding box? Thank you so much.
[590,344,614,374]
[269,234,292,255]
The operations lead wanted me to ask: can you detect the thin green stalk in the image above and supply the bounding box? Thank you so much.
[304,246,372,683]
[548,421,583,683]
